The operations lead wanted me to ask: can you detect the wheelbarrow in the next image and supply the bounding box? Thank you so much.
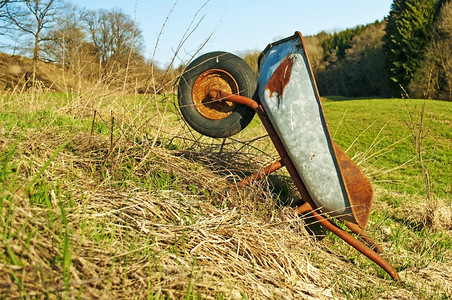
[177,31,400,280]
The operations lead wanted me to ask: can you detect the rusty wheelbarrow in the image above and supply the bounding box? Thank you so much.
[177,31,400,280]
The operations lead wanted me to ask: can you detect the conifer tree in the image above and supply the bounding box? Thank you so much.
[383,0,438,96]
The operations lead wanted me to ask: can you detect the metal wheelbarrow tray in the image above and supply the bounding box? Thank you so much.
[177,31,400,280]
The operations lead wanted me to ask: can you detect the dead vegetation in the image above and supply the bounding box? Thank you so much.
[0,91,450,299]
[0,52,180,95]
[0,127,333,299]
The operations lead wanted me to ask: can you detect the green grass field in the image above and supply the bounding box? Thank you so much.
[0,92,451,298]
[322,97,451,198]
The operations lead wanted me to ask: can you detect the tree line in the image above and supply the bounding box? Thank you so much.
[245,0,451,101]
[304,0,450,100]
[1,1,142,65]
[1,0,451,100]
[0,0,179,93]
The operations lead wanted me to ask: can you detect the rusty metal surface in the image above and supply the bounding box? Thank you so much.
[257,33,357,224]
[333,142,373,228]
[295,202,312,215]
[265,56,294,98]
[310,208,401,281]
[237,160,283,188]
[218,91,399,281]
[192,69,238,120]
[345,221,384,253]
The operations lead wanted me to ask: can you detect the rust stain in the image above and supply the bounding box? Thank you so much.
[333,142,373,229]
[265,56,294,97]
[192,69,238,120]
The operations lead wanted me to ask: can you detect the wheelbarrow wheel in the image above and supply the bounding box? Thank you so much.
[178,51,257,138]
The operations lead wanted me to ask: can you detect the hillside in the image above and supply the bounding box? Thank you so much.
[0,52,174,94]
[0,53,66,91]
[0,91,450,298]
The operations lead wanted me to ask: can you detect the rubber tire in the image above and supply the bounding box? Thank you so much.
[178,51,257,138]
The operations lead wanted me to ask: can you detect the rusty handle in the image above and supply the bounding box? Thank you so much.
[295,202,399,280]
[310,208,400,281]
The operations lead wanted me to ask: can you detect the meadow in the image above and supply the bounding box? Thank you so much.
[0,90,451,299]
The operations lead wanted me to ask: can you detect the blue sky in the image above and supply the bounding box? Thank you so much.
[76,0,394,67]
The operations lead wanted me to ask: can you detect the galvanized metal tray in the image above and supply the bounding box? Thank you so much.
[257,32,372,228]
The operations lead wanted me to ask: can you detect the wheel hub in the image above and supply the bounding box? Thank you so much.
[192,69,239,120]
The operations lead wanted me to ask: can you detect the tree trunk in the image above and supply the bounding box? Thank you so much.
[32,33,39,88]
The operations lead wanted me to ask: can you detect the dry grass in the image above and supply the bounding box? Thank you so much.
[0,126,333,299]
[0,44,450,298]
[6,3,451,298]
[0,102,450,299]
[372,187,452,231]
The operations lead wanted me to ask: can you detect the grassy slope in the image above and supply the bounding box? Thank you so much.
[322,97,451,198]
[0,92,451,299]
[320,98,452,297]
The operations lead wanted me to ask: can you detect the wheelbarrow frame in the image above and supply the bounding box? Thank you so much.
[182,31,400,280]
[211,89,399,280]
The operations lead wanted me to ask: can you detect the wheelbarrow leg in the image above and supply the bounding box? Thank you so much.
[295,202,312,215]
[310,209,400,280]
[297,203,384,253]
[345,221,384,253]
[237,160,284,188]
[295,202,399,280]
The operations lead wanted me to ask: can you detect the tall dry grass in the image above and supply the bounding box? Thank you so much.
[2,111,436,298]
[0,2,451,299]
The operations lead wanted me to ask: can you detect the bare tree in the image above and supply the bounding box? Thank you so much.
[84,8,144,67]
[304,35,324,73]
[3,0,63,83]
[0,1,16,31]
[0,0,9,10]
[39,3,103,92]
[41,3,87,64]
[0,0,14,12]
